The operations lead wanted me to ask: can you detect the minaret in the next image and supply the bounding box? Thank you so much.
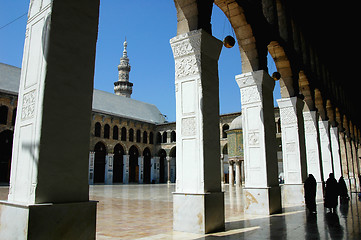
[114,39,133,98]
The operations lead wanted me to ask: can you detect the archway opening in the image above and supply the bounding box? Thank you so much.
[0,130,13,183]
[129,145,139,183]
[158,149,167,183]
[94,142,107,183]
[113,144,124,183]
[169,147,176,183]
[143,148,151,183]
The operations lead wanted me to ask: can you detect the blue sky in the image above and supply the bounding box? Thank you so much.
[0,1,279,122]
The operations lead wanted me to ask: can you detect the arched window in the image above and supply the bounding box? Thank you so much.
[11,108,16,126]
[277,119,281,133]
[162,132,167,143]
[156,132,162,144]
[129,128,134,142]
[171,131,176,142]
[149,132,154,144]
[143,131,148,144]
[222,124,229,138]
[136,130,141,143]
[121,127,127,141]
[104,124,110,139]
[113,126,119,140]
[94,122,101,137]
[0,106,8,125]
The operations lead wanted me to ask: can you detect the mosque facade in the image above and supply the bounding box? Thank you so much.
[0,40,282,187]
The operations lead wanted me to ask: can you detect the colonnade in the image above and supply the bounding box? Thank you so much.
[0,0,359,238]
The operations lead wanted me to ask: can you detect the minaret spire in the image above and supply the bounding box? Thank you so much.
[114,38,133,98]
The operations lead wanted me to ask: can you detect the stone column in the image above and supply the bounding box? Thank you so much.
[0,1,99,238]
[89,151,95,185]
[138,156,144,184]
[330,127,342,180]
[123,155,130,184]
[105,153,114,185]
[351,140,360,191]
[170,29,224,234]
[235,160,241,187]
[220,155,225,184]
[345,136,356,191]
[277,96,307,206]
[339,131,350,189]
[166,156,171,184]
[303,111,323,199]
[228,161,234,186]
[235,70,281,215]
[318,121,334,179]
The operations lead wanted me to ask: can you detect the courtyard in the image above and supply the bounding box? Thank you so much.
[1,184,360,239]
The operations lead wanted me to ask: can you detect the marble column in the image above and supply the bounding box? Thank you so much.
[346,136,356,191]
[220,155,225,184]
[235,70,281,215]
[318,121,334,179]
[89,151,95,185]
[351,140,360,191]
[277,96,307,206]
[170,29,224,234]
[166,156,171,184]
[303,111,323,199]
[330,127,342,180]
[0,0,99,238]
[339,131,350,190]
[105,153,114,185]
[228,161,234,186]
[138,156,144,184]
[123,155,130,184]
[235,160,241,187]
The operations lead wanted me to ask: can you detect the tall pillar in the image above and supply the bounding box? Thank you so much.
[123,155,130,184]
[220,155,225,184]
[228,161,234,186]
[0,0,99,238]
[235,160,241,187]
[138,156,144,184]
[170,29,224,234]
[235,70,281,215]
[277,96,307,206]
[318,121,334,178]
[303,111,323,199]
[105,153,114,185]
[346,136,356,191]
[89,151,95,185]
[339,131,350,189]
[351,139,360,191]
[330,127,342,180]
[166,156,171,184]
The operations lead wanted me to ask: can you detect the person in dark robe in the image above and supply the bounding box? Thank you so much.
[304,174,317,213]
[338,176,349,204]
[325,173,339,213]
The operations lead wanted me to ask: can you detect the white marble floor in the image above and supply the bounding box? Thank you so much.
[1,184,361,239]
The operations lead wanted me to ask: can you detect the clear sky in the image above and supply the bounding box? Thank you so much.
[0,1,279,122]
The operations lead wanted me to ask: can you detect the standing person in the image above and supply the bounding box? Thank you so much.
[304,174,317,213]
[325,173,339,213]
[338,176,349,204]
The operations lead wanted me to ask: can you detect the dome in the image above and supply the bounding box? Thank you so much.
[229,115,242,130]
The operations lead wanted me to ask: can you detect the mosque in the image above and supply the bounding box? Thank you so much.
[0,0,360,239]
[0,40,283,187]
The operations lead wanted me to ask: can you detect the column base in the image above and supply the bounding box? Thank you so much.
[281,184,305,207]
[243,186,281,215]
[0,200,97,240]
[173,192,225,234]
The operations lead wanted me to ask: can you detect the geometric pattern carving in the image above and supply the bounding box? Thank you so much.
[21,89,36,120]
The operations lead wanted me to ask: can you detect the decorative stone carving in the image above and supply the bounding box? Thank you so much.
[21,89,36,120]
[240,85,261,104]
[181,117,196,136]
